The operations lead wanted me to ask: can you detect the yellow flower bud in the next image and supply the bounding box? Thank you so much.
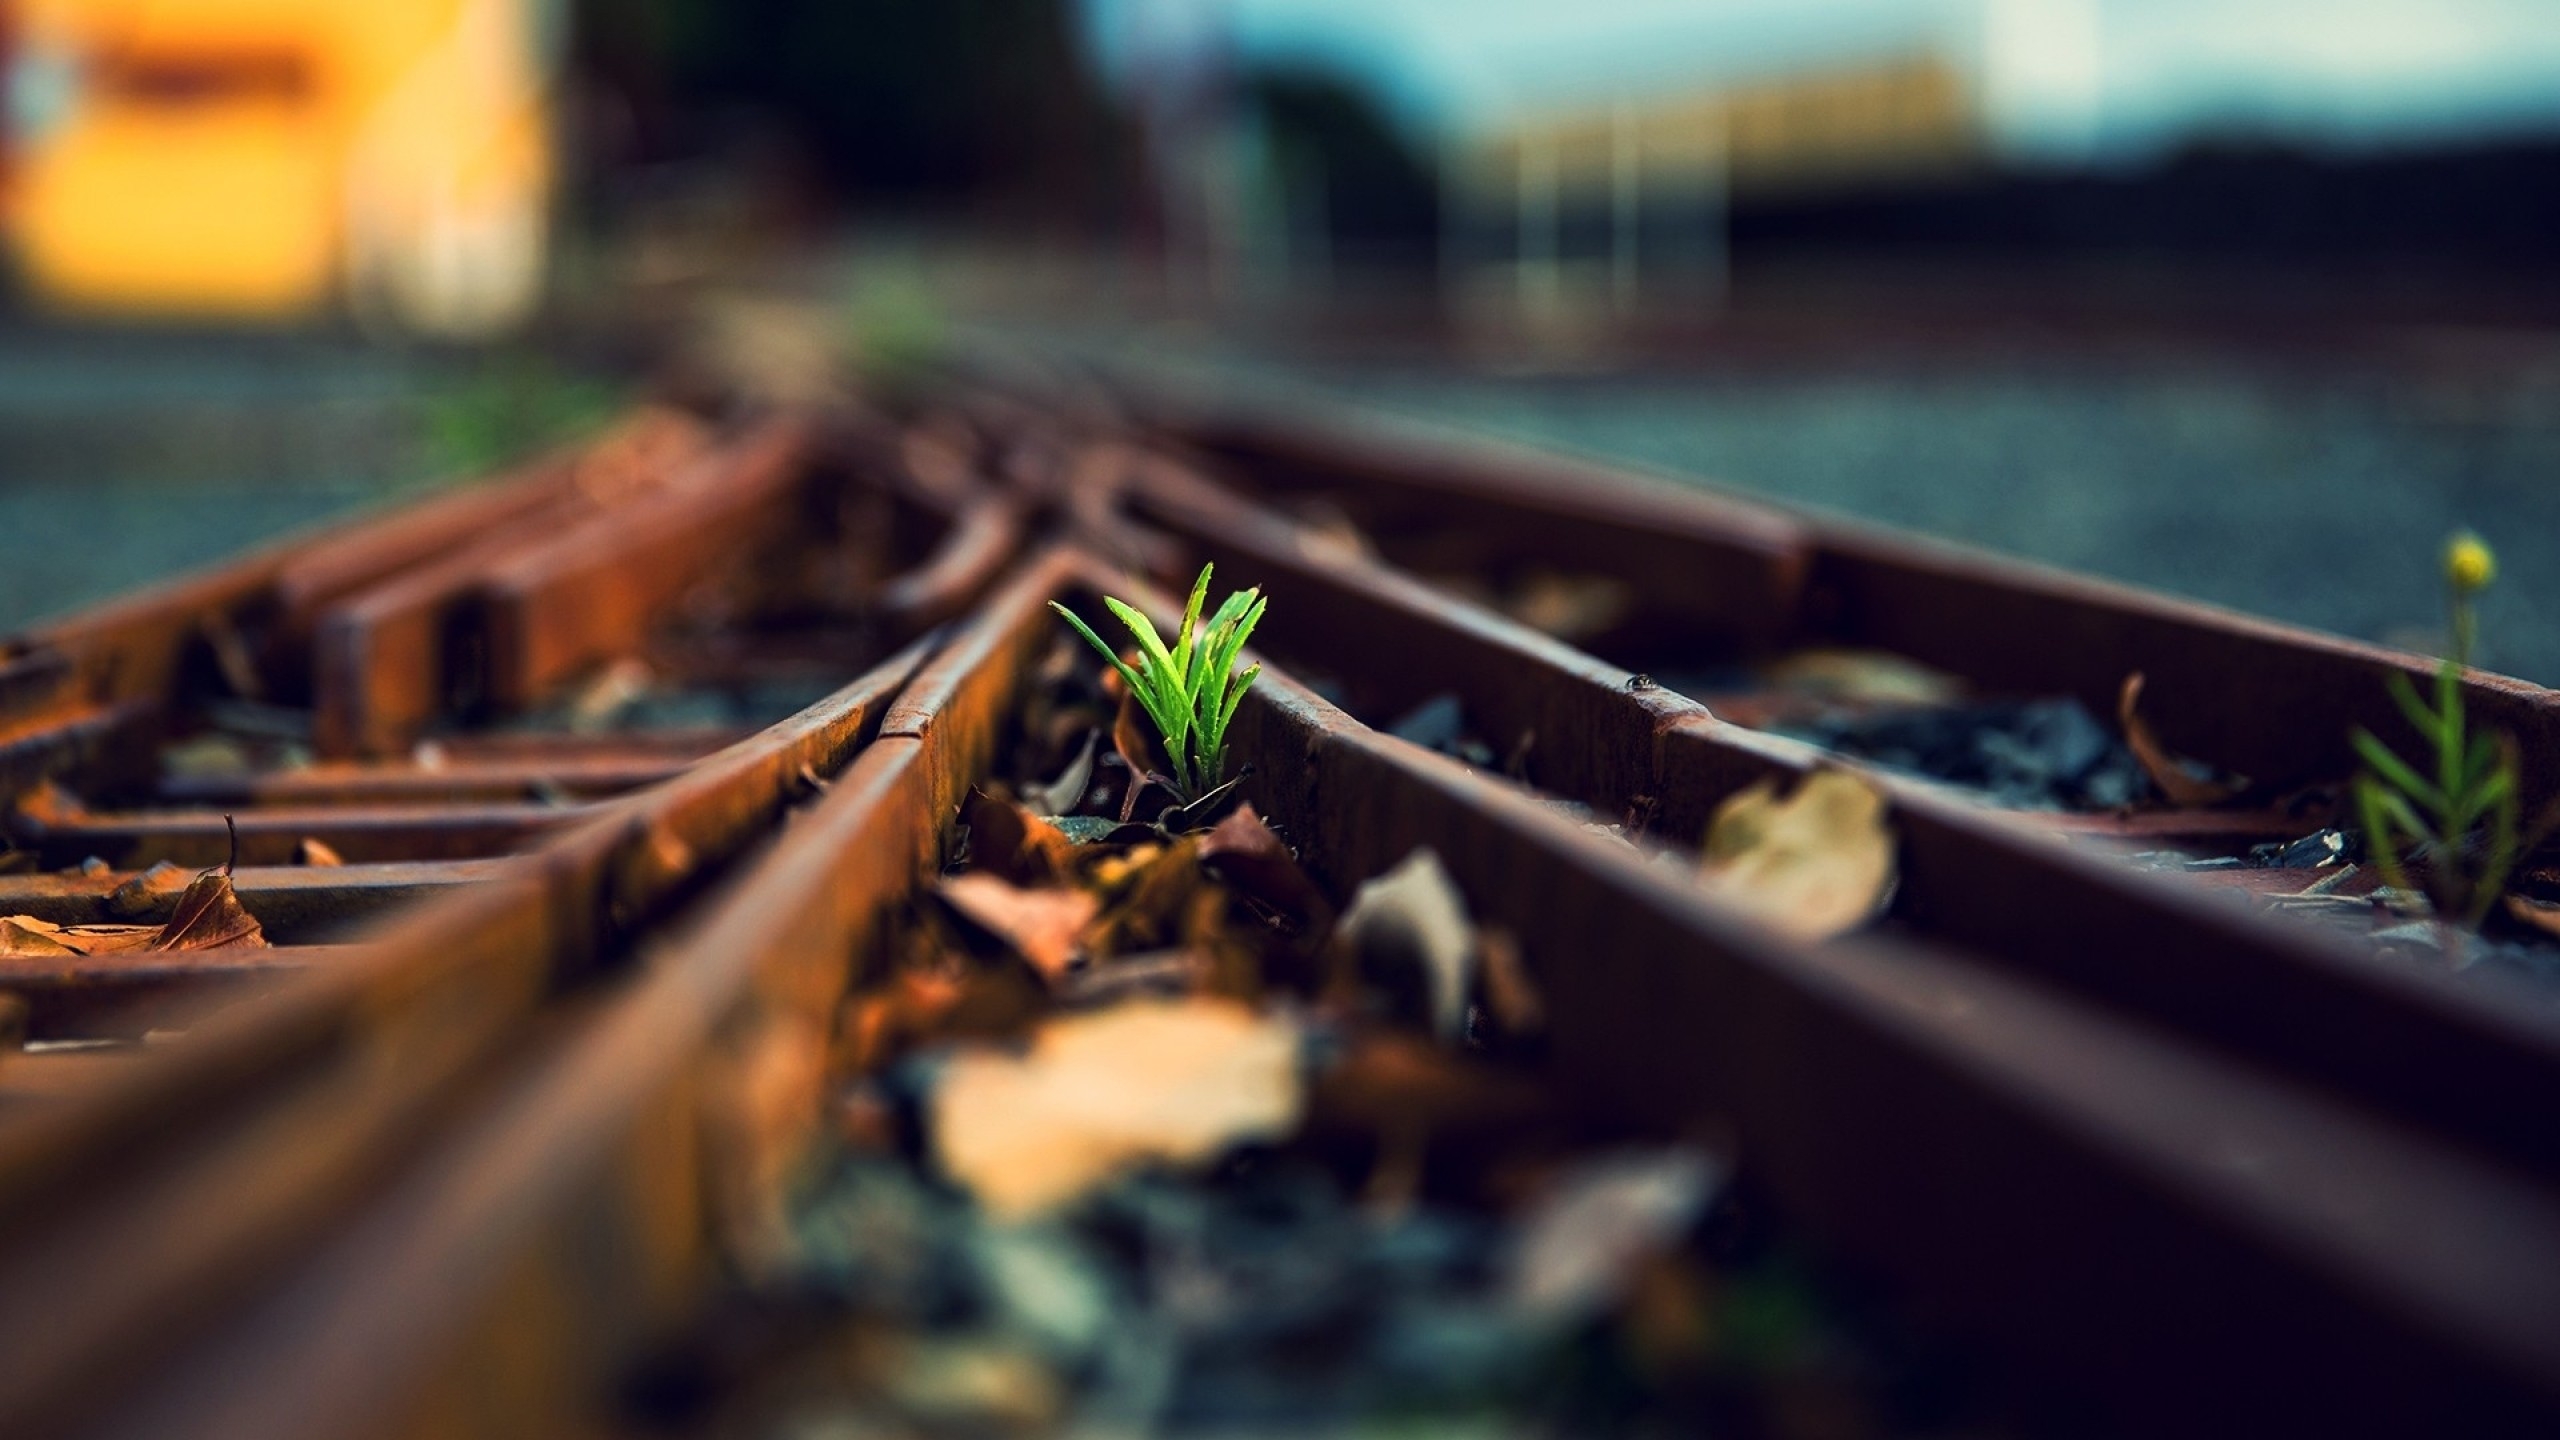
[2446,533,2496,594]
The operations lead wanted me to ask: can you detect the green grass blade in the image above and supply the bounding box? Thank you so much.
[1208,594,1266,688]
[1101,597,1176,678]
[2350,728,2446,816]
[1051,603,1146,701]
[1218,662,1260,738]
[1171,564,1213,685]
[2355,776,2418,893]
[2385,671,2439,739]
[2468,761,2523,927]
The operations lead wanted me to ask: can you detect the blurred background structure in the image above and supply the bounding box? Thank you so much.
[2,0,2558,671]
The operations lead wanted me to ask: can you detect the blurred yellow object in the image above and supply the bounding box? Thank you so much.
[4,0,553,336]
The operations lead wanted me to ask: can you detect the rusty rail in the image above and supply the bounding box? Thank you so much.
[0,376,2556,1437]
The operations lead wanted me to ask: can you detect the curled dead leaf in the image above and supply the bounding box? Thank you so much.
[937,873,1098,983]
[1198,803,1332,932]
[151,869,268,951]
[960,788,1079,887]
[1334,849,1475,1040]
[1022,732,1099,816]
[1506,1149,1723,1325]
[1505,571,1634,643]
[104,860,193,919]
[2505,894,2560,940]
[1080,836,1212,959]
[2118,672,2246,809]
[1697,770,1895,943]
[931,998,1301,1220]
[0,916,160,957]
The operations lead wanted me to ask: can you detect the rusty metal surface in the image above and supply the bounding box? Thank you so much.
[479,418,816,710]
[0,633,933,1439]
[2,379,2560,1437]
[0,861,508,940]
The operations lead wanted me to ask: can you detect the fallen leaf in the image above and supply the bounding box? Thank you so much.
[1081,837,1215,958]
[1474,927,1545,1039]
[1198,804,1332,931]
[1763,649,1964,708]
[1697,770,1895,943]
[1022,732,1099,816]
[104,860,192,919]
[151,870,268,951]
[960,789,1079,887]
[1334,849,1475,1039]
[0,916,160,956]
[1157,772,1249,832]
[1111,692,1177,823]
[938,873,1099,983]
[1506,1149,1724,1324]
[296,838,344,867]
[1506,571,1633,643]
[2505,894,2560,940]
[14,780,86,825]
[931,998,1301,1220]
[841,962,1046,1075]
[2118,672,2246,808]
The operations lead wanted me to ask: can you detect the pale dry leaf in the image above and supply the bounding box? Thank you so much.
[1764,649,1964,708]
[1507,1149,1723,1324]
[931,998,1301,1220]
[2505,894,2560,940]
[1336,848,1475,1039]
[151,871,268,951]
[1022,732,1100,817]
[104,860,193,919]
[938,873,1099,983]
[296,837,345,868]
[1698,770,1896,942]
[960,789,1079,887]
[2118,672,2246,808]
[1506,572,1633,643]
[0,916,161,957]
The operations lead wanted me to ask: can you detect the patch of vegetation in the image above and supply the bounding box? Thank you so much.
[416,351,622,479]
[2352,532,2531,925]
[1052,565,1264,802]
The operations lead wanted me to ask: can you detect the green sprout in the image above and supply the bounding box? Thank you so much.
[1051,565,1265,801]
[2351,532,2521,926]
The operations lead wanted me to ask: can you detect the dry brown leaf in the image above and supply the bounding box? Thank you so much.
[1475,927,1546,1038]
[938,873,1099,983]
[296,838,344,867]
[1335,849,1475,1039]
[1111,691,1176,821]
[1763,649,1964,708]
[2505,894,2560,939]
[840,964,1046,1075]
[1506,1149,1723,1324]
[0,916,161,957]
[1697,770,1895,943]
[1506,571,1634,643]
[960,788,1078,887]
[1022,732,1100,816]
[2118,672,2246,809]
[1197,804,1332,931]
[1081,836,1210,958]
[151,870,268,951]
[104,860,192,919]
[931,998,1301,1220]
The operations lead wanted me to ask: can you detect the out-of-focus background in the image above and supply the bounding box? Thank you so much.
[4,0,2557,677]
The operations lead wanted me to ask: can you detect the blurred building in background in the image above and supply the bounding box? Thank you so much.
[2,0,556,337]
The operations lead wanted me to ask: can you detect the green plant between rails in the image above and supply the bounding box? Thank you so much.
[2350,532,2541,927]
[1052,565,1265,802]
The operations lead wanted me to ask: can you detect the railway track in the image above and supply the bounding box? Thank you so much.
[0,369,2555,1436]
